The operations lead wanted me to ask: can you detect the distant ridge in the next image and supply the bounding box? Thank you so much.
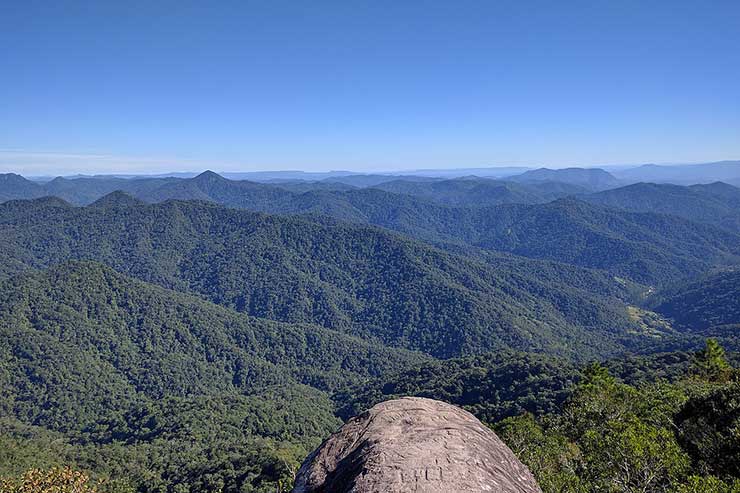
[2,171,739,286]
[0,172,45,201]
[507,167,620,191]
[90,190,145,208]
[372,177,587,206]
[583,181,740,232]
[613,160,740,185]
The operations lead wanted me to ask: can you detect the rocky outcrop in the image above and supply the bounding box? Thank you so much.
[292,397,541,493]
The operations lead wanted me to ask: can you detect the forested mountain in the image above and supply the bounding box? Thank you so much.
[139,171,296,207]
[583,181,740,232]
[0,261,435,491]
[613,160,740,185]
[650,269,740,333]
[3,172,739,288]
[1,261,710,493]
[441,199,740,285]
[1,171,739,492]
[42,175,179,205]
[129,173,740,286]
[137,175,740,286]
[0,173,45,202]
[507,167,621,191]
[371,177,586,206]
[0,195,646,359]
[319,195,739,286]
[0,261,424,401]
[4,0,740,487]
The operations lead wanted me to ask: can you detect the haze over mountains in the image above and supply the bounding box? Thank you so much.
[4,166,740,285]
[507,167,621,191]
[612,161,740,186]
[20,159,740,186]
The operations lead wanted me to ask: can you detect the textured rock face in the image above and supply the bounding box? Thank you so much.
[292,397,541,493]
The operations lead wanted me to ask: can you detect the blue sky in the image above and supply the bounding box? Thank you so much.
[1,0,739,174]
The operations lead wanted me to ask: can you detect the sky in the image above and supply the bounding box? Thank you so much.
[1,0,739,175]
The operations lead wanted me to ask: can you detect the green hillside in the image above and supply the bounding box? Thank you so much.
[3,172,738,287]
[0,196,647,359]
[134,173,740,285]
[583,182,740,232]
[371,177,585,206]
[651,269,740,332]
[0,261,427,491]
[0,261,424,416]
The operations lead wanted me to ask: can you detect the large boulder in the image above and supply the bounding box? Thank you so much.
[292,397,541,492]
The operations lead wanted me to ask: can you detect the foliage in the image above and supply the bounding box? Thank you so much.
[651,270,740,335]
[674,475,740,493]
[0,393,332,493]
[0,173,739,492]
[0,262,418,492]
[0,196,655,360]
[495,343,740,492]
[495,414,585,492]
[335,351,580,423]
[583,181,740,233]
[692,338,735,382]
[675,383,740,478]
[0,467,106,493]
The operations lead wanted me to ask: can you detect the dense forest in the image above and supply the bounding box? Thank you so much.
[649,269,740,333]
[1,171,739,492]
[495,342,740,492]
[0,195,657,359]
[4,171,739,286]
[582,182,740,232]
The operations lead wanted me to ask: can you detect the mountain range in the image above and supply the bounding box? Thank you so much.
[3,171,740,286]
[0,195,649,360]
[611,160,740,185]
[507,167,621,191]
[1,166,739,492]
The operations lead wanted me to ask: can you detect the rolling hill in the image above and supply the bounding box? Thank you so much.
[650,269,740,333]
[614,161,740,185]
[506,167,621,191]
[132,174,740,286]
[0,261,425,427]
[445,199,740,285]
[3,172,739,287]
[0,261,425,491]
[583,182,740,232]
[135,174,740,286]
[0,195,648,359]
[371,177,586,207]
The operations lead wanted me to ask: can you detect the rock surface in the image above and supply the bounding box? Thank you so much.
[292,397,542,493]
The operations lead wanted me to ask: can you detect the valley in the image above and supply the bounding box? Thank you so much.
[1,169,739,491]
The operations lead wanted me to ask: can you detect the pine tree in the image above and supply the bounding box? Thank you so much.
[693,339,733,383]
